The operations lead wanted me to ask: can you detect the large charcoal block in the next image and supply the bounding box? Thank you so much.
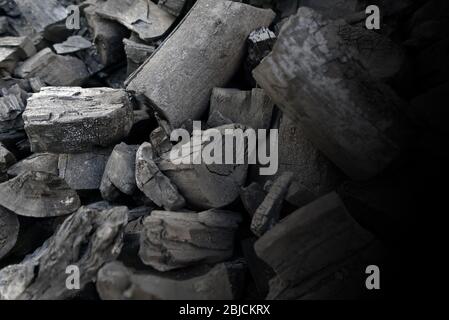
[22,87,134,153]
[126,0,275,128]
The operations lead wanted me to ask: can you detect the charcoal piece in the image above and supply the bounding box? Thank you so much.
[53,35,92,55]
[240,182,266,217]
[126,0,275,128]
[0,171,80,218]
[254,192,374,296]
[251,172,293,237]
[157,124,248,209]
[0,204,128,300]
[0,141,16,181]
[149,127,172,157]
[0,36,36,72]
[246,27,276,71]
[123,38,155,75]
[207,88,273,130]
[158,0,186,17]
[0,17,8,35]
[135,142,186,210]
[0,83,28,141]
[15,48,89,86]
[58,148,112,191]
[7,153,58,177]
[253,8,404,180]
[84,4,129,68]
[0,0,20,17]
[97,260,245,300]
[96,0,175,41]
[100,143,139,200]
[0,206,19,260]
[22,87,134,153]
[139,209,241,271]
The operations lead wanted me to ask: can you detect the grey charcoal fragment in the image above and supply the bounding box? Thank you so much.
[0,17,9,35]
[58,148,112,191]
[0,204,128,300]
[208,88,273,130]
[97,260,245,300]
[96,0,175,41]
[100,143,139,201]
[240,182,266,217]
[13,0,67,34]
[15,48,89,86]
[254,192,374,298]
[253,8,404,180]
[251,172,294,237]
[22,87,134,153]
[0,171,81,218]
[139,209,242,271]
[126,0,275,128]
[135,142,186,210]
[7,153,58,177]
[0,0,20,17]
[149,127,172,157]
[53,35,92,55]
[158,0,187,17]
[123,38,155,75]
[157,124,248,209]
[0,142,16,181]
[0,206,19,260]
[0,36,36,72]
[246,27,276,71]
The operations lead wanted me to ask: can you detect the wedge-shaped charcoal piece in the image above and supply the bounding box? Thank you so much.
[158,0,187,17]
[251,172,293,237]
[7,153,58,177]
[23,87,134,153]
[254,192,374,295]
[100,143,139,200]
[253,8,405,180]
[97,260,245,300]
[96,0,175,41]
[53,35,92,55]
[240,182,266,217]
[15,48,89,86]
[136,142,185,210]
[58,148,112,191]
[0,206,19,260]
[0,204,128,300]
[123,38,155,75]
[208,88,273,130]
[0,36,36,72]
[126,0,275,128]
[0,171,80,218]
[139,209,242,271]
[0,142,16,181]
[158,124,248,209]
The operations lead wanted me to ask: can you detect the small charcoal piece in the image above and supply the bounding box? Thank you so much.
[245,27,276,74]
[23,87,134,153]
[0,141,16,181]
[53,35,92,55]
[15,48,89,86]
[0,204,128,300]
[97,259,245,300]
[0,36,36,72]
[7,153,58,177]
[58,148,112,191]
[0,206,19,260]
[126,0,275,128]
[0,171,81,218]
[135,142,186,210]
[123,38,155,75]
[139,209,241,271]
[207,88,273,130]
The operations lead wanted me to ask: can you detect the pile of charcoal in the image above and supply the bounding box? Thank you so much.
[0,0,447,300]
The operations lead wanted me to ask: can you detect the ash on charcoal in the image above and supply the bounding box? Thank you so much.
[53,35,92,55]
[126,0,275,128]
[0,36,36,72]
[23,87,134,153]
[253,7,406,180]
[123,38,155,75]
[97,259,245,300]
[100,143,139,201]
[0,206,19,260]
[207,88,273,130]
[58,148,112,191]
[15,48,89,86]
[96,0,175,42]
[139,209,241,271]
[135,142,186,210]
[0,171,80,218]
[0,204,128,300]
[7,153,58,177]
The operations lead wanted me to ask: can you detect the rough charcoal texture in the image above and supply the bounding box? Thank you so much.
[0,206,19,260]
[126,0,275,128]
[22,87,134,153]
[0,36,36,72]
[7,153,59,177]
